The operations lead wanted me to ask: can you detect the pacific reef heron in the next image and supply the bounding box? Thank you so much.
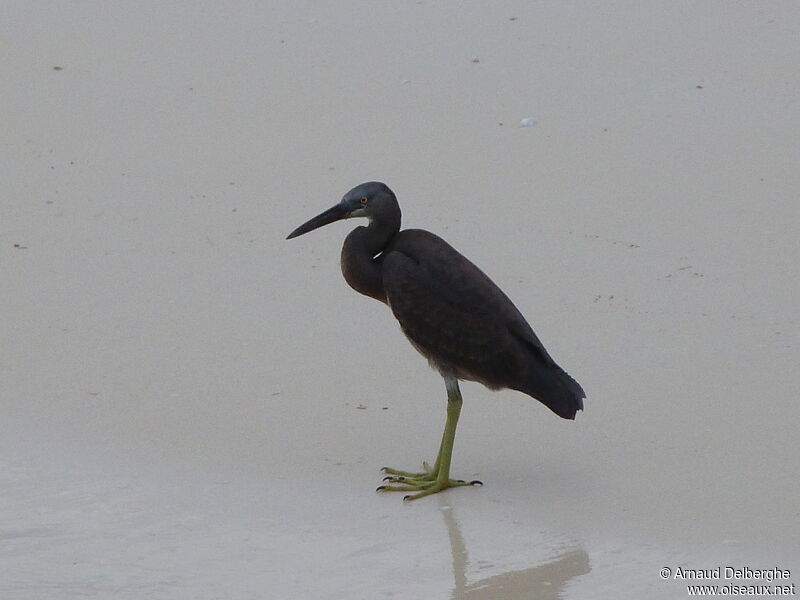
[287,182,585,500]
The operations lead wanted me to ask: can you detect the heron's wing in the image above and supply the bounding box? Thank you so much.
[382,230,545,386]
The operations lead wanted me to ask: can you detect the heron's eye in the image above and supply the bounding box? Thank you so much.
[360,196,368,206]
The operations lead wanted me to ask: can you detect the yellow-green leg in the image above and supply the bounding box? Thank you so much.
[377,376,482,501]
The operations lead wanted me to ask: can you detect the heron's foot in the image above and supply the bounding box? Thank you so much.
[377,463,482,501]
[380,461,437,481]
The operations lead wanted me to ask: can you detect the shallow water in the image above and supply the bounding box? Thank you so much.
[3,1,798,598]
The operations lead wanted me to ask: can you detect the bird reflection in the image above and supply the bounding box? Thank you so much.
[440,504,590,599]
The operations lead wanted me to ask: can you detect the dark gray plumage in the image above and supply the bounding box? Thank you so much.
[287,181,584,500]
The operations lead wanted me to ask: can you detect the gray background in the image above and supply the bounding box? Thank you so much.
[3,2,798,598]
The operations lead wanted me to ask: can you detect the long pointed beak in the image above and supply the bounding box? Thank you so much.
[286,203,349,240]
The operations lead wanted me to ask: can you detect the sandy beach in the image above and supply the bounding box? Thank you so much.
[3,2,798,598]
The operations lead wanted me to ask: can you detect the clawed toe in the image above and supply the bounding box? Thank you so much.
[377,465,482,500]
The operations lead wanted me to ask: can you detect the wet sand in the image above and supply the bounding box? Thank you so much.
[3,2,798,598]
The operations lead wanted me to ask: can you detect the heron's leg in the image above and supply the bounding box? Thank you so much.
[378,377,482,500]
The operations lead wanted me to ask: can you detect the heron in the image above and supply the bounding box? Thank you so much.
[287,182,585,500]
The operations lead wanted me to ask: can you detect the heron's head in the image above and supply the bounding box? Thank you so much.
[286,182,400,239]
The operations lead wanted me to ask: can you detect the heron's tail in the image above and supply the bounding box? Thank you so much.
[518,363,585,420]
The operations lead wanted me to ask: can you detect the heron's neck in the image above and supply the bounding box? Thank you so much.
[340,221,397,304]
